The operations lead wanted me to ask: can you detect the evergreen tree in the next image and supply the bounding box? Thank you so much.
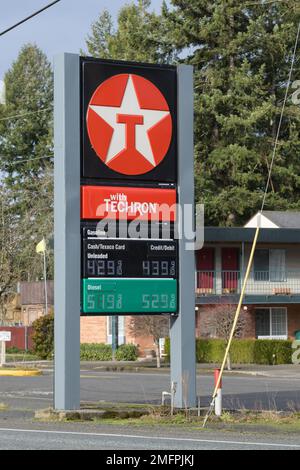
[0,44,53,282]
[83,0,176,63]
[0,44,53,186]
[166,0,300,225]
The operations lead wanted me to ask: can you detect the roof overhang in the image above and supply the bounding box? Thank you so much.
[202,227,300,244]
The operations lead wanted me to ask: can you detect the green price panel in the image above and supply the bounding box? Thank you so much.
[82,278,177,315]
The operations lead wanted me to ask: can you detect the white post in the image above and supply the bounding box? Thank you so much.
[0,341,6,367]
[43,247,48,316]
[214,368,222,416]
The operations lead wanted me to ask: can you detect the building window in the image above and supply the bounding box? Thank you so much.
[255,307,287,339]
[254,249,286,282]
[107,316,125,345]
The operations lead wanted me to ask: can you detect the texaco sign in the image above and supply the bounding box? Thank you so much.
[81,59,177,182]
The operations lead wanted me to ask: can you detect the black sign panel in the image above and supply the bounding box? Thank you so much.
[81,57,177,183]
[81,220,175,241]
[82,238,177,279]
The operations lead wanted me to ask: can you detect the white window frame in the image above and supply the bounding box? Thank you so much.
[255,307,288,340]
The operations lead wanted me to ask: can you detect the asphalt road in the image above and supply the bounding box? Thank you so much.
[0,424,300,450]
[1,369,300,411]
[1,368,300,450]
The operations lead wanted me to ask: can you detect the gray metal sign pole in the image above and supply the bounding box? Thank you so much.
[170,65,196,408]
[54,53,81,410]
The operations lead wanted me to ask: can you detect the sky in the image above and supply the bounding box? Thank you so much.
[0,0,166,79]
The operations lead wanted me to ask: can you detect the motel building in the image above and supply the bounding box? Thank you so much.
[82,211,300,351]
[196,211,300,341]
[8,211,300,355]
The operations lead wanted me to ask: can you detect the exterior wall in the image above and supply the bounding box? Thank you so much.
[2,294,22,325]
[248,304,300,339]
[196,243,300,296]
[125,317,158,357]
[0,326,33,351]
[22,305,48,326]
[244,214,278,228]
[196,305,254,339]
[288,304,300,338]
[243,243,300,296]
[80,316,107,344]
[196,303,300,339]
[2,307,22,325]
[80,315,160,357]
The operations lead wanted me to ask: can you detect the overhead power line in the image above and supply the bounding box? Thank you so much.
[0,107,53,122]
[0,0,62,38]
[0,155,53,166]
[203,20,300,428]
[261,21,300,212]
[244,0,290,5]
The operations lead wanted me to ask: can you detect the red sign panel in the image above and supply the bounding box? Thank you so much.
[81,186,176,221]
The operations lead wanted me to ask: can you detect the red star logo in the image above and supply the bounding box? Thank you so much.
[86,74,173,176]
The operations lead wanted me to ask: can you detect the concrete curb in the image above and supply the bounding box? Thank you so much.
[0,369,42,377]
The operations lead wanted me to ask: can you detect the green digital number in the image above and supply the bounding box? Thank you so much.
[161,294,168,309]
[141,293,175,310]
[106,294,115,309]
[152,294,159,308]
[142,294,150,309]
[87,294,95,310]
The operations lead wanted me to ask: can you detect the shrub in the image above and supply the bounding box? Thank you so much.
[31,313,54,359]
[80,343,139,361]
[6,347,23,354]
[253,340,292,365]
[115,343,139,361]
[230,339,256,364]
[166,338,293,365]
[80,343,112,361]
[196,339,225,363]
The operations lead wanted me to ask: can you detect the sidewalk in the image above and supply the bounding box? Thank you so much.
[7,359,300,378]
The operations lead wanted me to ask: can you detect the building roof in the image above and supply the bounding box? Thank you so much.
[19,281,54,306]
[245,211,300,229]
[263,211,300,228]
[203,227,300,243]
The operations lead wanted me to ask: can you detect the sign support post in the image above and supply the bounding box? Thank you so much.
[0,341,6,367]
[54,53,81,410]
[112,316,119,360]
[0,331,11,367]
[53,55,195,411]
[170,65,196,408]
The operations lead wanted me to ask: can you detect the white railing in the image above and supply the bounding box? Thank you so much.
[196,270,300,296]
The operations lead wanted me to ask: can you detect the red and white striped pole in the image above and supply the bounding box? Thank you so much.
[214,368,222,416]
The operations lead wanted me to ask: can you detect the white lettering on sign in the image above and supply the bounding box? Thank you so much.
[0,332,11,342]
[150,244,176,252]
[103,194,158,216]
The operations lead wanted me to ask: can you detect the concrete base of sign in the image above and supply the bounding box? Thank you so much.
[35,407,150,421]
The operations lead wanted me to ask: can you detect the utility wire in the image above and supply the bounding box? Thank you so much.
[203,20,300,428]
[0,155,53,166]
[0,0,62,37]
[244,0,291,6]
[261,21,300,212]
[0,107,53,122]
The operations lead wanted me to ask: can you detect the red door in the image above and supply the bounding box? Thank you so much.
[222,248,239,291]
[196,248,215,291]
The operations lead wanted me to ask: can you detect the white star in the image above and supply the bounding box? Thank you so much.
[89,75,170,167]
